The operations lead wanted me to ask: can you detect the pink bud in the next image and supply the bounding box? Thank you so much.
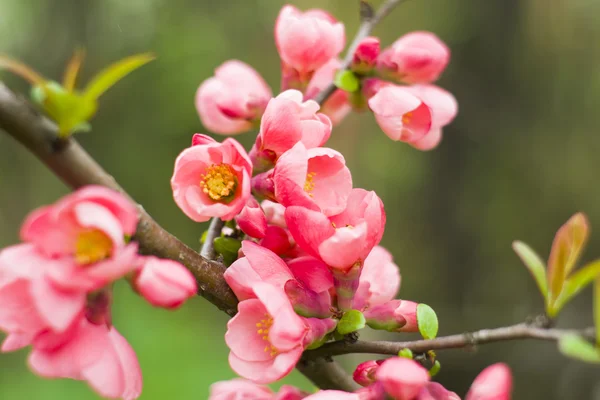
[302,317,337,348]
[352,37,380,74]
[353,360,383,387]
[251,171,276,201]
[235,198,267,239]
[377,358,430,400]
[284,280,332,319]
[364,300,418,333]
[417,382,461,400]
[195,60,272,135]
[377,31,450,84]
[466,363,512,400]
[135,257,197,309]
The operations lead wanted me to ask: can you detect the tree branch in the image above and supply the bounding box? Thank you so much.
[297,357,360,392]
[200,218,225,259]
[304,323,597,358]
[313,0,409,105]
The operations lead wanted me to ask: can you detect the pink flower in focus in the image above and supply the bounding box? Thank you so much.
[236,197,268,239]
[275,5,345,75]
[225,283,307,383]
[273,142,352,217]
[306,59,352,126]
[303,391,361,400]
[377,31,450,84]
[354,246,401,309]
[29,318,142,400]
[134,257,197,309]
[417,383,461,400]
[252,90,332,170]
[171,134,252,222]
[352,36,380,74]
[377,357,430,400]
[353,359,383,387]
[195,60,272,135]
[466,363,512,400]
[368,85,432,143]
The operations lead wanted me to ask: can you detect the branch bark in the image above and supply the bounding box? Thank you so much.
[200,218,225,259]
[304,323,597,358]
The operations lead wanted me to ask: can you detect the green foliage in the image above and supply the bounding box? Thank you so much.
[512,241,548,298]
[336,310,366,335]
[417,304,438,339]
[429,360,441,377]
[334,70,360,93]
[398,348,413,359]
[213,237,241,266]
[558,334,600,364]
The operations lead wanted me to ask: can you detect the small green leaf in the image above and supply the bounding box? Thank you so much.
[552,260,600,314]
[417,304,439,339]
[84,53,155,101]
[558,334,600,364]
[595,274,600,346]
[512,241,548,298]
[336,310,366,335]
[213,237,242,266]
[429,360,441,377]
[200,230,208,245]
[334,70,360,93]
[398,348,413,359]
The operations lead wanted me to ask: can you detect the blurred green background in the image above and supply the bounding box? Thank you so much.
[1,0,600,398]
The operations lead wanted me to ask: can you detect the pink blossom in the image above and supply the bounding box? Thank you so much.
[306,59,352,126]
[466,363,512,400]
[134,257,197,309]
[275,5,345,76]
[209,379,306,400]
[354,246,401,309]
[353,359,383,387]
[377,358,430,400]
[225,283,307,383]
[363,300,418,333]
[377,31,450,84]
[352,36,380,74]
[252,90,332,169]
[303,391,360,400]
[259,226,294,256]
[368,85,432,143]
[171,134,252,222]
[236,197,268,239]
[273,142,352,217]
[29,318,142,400]
[417,383,461,400]
[195,60,272,135]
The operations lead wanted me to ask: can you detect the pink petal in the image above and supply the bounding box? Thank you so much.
[285,207,335,260]
[30,277,85,332]
[225,299,273,362]
[286,256,334,293]
[228,346,303,384]
[319,223,369,269]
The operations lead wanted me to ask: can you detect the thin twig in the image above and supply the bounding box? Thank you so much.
[304,323,597,358]
[200,218,225,259]
[313,0,408,105]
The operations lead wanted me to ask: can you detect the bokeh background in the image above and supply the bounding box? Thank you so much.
[1,0,600,398]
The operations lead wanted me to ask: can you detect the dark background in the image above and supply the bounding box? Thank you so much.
[1,0,600,398]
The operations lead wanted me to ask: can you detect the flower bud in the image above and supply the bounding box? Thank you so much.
[285,280,332,318]
[235,198,267,239]
[303,317,337,349]
[364,299,418,333]
[251,171,276,201]
[465,363,512,400]
[377,358,430,400]
[351,36,380,74]
[134,257,197,309]
[353,360,383,387]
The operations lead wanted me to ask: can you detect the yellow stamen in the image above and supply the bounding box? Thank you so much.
[304,172,317,196]
[75,229,113,265]
[200,163,237,201]
[257,314,279,357]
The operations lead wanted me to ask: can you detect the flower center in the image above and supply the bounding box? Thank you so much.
[75,229,113,265]
[200,163,237,202]
[304,171,317,196]
[402,111,413,125]
[256,313,278,357]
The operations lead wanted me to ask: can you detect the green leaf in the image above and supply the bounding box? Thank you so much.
[547,213,589,306]
[334,70,360,93]
[512,241,548,298]
[336,310,366,335]
[558,334,600,364]
[84,53,155,101]
[417,303,439,339]
[398,348,413,359]
[429,360,441,377]
[552,260,600,315]
[596,274,600,346]
[213,237,242,266]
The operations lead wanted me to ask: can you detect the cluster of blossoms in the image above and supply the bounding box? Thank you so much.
[0,186,197,399]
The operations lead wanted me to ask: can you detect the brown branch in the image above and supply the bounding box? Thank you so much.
[313,0,408,105]
[200,218,225,259]
[297,356,360,392]
[304,323,597,358]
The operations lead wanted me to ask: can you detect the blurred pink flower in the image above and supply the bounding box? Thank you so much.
[171,134,252,222]
[377,358,430,400]
[353,359,383,387]
[306,59,352,126]
[303,391,361,400]
[466,363,512,400]
[352,36,380,74]
[134,257,197,309]
[195,60,272,135]
[209,378,306,400]
[417,382,461,400]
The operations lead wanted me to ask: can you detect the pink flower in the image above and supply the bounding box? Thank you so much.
[377,31,450,84]
[259,226,294,256]
[236,197,268,239]
[363,300,419,333]
[275,5,345,75]
[368,85,432,143]
[377,358,430,400]
[28,318,142,400]
[171,134,252,222]
[466,363,512,400]
[195,60,272,135]
[273,142,352,216]
[352,36,380,74]
[134,257,197,309]
[252,90,332,170]
[209,379,306,400]
[225,282,307,383]
[262,200,287,228]
[354,246,401,309]
[404,85,458,151]
[306,59,352,126]
[353,359,383,387]
[417,383,461,400]
[303,391,360,400]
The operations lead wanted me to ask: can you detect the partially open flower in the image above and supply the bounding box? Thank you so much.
[209,379,306,400]
[377,357,430,400]
[466,363,512,400]
[351,36,380,74]
[134,257,197,309]
[353,359,383,387]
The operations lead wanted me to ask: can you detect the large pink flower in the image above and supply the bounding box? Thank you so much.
[29,318,142,400]
[171,134,252,222]
[134,257,197,309]
[225,283,307,383]
[273,142,352,217]
[305,59,352,126]
[209,379,306,400]
[465,363,512,400]
[368,85,432,143]
[195,60,272,135]
[252,90,332,169]
[377,358,430,400]
[275,5,345,75]
[377,31,450,84]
